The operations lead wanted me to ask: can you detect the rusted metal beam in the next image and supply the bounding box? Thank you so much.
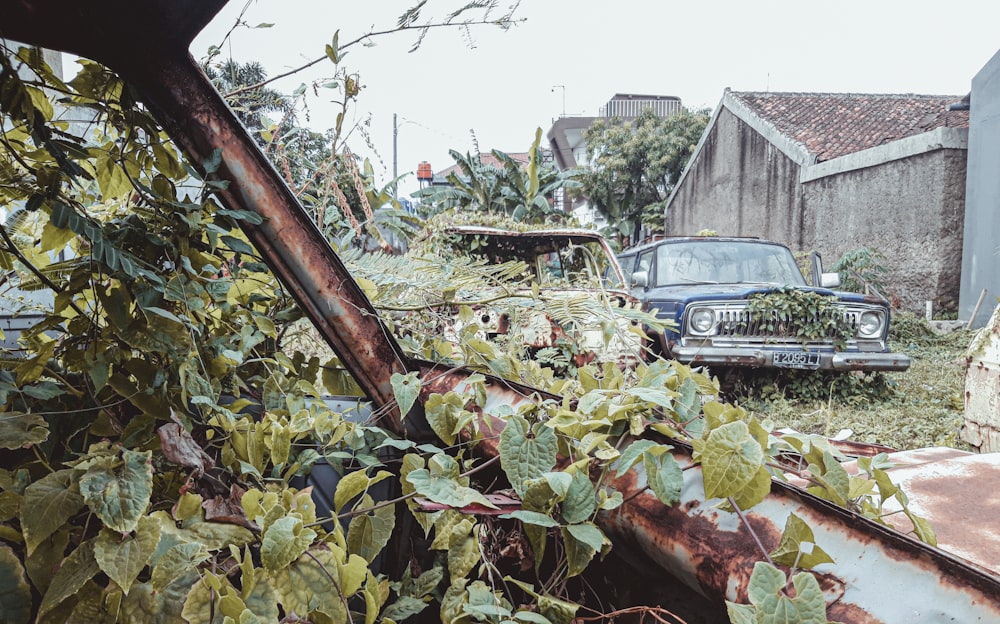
[1,0,413,431]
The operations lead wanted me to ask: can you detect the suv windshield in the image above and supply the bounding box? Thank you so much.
[654,241,806,286]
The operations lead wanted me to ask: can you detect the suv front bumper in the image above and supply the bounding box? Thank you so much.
[670,346,911,372]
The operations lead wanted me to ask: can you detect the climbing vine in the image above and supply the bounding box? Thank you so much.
[0,38,936,624]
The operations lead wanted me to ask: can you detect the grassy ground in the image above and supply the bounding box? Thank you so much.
[736,312,974,451]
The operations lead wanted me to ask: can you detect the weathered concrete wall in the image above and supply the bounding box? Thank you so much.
[666,108,967,314]
[667,108,806,248]
[960,49,1000,328]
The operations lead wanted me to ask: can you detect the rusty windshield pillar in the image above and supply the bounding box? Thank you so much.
[1,0,413,432]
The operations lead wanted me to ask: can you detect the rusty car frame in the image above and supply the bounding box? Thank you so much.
[4,1,999,621]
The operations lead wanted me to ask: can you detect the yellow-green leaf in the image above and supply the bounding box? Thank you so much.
[94,515,161,593]
[38,539,100,618]
[0,412,50,450]
[498,414,557,498]
[150,542,210,592]
[21,469,83,556]
[701,421,764,500]
[334,469,393,514]
[79,449,153,533]
[0,544,31,624]
[261,516,316,572]
[346,497,395,563]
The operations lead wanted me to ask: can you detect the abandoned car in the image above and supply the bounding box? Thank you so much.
[431,225,644,367]
[617,236,911,372]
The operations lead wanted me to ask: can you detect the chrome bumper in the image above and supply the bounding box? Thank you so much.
[670,346,911,372]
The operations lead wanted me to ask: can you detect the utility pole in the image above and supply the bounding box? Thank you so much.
[392,113,398,199]
[551,85,566,117]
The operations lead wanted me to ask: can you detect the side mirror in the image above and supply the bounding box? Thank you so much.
[820,272,841,288]
[632,270,649,288]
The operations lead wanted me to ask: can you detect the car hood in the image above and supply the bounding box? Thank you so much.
[642,282,878,305]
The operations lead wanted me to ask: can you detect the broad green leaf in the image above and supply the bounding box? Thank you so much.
[21,469,84,555]
[0,544,31,624]
[807,451,851,506]
[25,529,68,594]
[560,524,600,577]
[724,465,772,511]
[334,469,393,514]
[0,412,49,449]
[407,455,495,510]
[504,510,559,528]
[447,518,478,581]
[94,515,161,593]
[38,539,100,618]
[273,549,345,622]
[151,543,210,592]
[724,602,758,624]
[644,452,683,507]
[337,552,368,598]
[560,470,596,524]
[391,371,421,418]
[498,414,557,498]
[701,421,764,500]
[261,516,317,572]
[347,498,395,563]
[424,392,465,445]
[615,439,662,477]
[758,571,828,624]
[463,580,512,620]
[120,573,197,624]
[564,522,605,552]
[79,449,153,533]
[181,574,257,624]
[747,561,786,607]
[769,513,835,570]
[382,596,429,622]
[152,509,254,552]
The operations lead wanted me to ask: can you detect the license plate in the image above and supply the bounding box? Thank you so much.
[773,351,821,369]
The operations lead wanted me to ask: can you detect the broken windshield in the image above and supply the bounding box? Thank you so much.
[654,240,807,287]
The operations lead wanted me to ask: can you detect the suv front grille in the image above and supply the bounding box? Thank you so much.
[712,307,860,339]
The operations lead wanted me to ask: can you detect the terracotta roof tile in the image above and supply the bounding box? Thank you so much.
[730,92,969,162]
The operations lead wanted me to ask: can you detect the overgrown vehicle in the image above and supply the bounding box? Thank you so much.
[618,236,910,374]
[417,225,646,369]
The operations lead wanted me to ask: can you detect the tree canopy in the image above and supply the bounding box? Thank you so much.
[580,106,710,245]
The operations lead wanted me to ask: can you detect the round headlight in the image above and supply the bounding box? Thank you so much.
[858,311,883,337]
[689,308,715,334]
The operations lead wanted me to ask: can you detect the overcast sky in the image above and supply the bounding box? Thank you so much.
[191,0,1000,197]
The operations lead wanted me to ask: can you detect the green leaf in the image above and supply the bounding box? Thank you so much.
[498,414,558,498]
[21,469,84,555]
[272,549,345,622]
[382,596,429,622]
[391,371,421,418]
[747,561,785,606]
[333,469,393,514]
[94,515,161,593]
[346,497,395,563]
[447,518,479,581]
[0,412,50,449]
[615,439,662,477]
[724,601,758,624]
[337,552,368,598]
[701,421,764,500]
[120,573,197,623]
[407,454,496,510]
[261,516,317,572]
[424,392,465,445]
[151,542,210,592]
[644,452,683,507]
[769,513,835,570]
[0,544,31,624]
[758,571,829,624]
[79,449,153,533]
[561,469,596,524]
[38,538,100,618]
[181,573,241,624]
[504,510,559,528]
[560,525,597,577]
[807,450,851,506]
[25,529,68,594]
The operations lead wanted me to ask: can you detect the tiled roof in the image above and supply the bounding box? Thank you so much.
[729,92,969,162]
[435,152,531,178]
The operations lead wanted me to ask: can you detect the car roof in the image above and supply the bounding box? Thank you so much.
[620,236,790,255]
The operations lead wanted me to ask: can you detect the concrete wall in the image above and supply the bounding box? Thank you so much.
[960,49,1000,328]
[666,107,968,314]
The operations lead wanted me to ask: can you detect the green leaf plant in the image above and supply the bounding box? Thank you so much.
[0,30,934,624]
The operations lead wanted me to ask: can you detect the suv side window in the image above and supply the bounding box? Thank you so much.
[636,249,654,283]
[619,253,635,284]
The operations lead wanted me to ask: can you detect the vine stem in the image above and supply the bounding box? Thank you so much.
[728,496,775,567]
[305,549,353,624]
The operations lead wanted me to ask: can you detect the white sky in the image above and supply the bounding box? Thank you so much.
[191,0,1000,197]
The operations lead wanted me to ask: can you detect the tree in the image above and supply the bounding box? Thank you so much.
[416,128,583,223]
[580,106,710,246]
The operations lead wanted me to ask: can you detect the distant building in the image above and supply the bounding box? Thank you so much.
[547,93,683,226]
[664,90,969,314]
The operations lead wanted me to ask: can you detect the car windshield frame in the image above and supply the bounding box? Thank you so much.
[653,240,807,287]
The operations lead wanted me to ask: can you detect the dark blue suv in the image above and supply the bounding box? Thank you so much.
[617,237,910,372]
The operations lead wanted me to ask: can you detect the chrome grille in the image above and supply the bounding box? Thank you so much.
[712,306,860,339]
